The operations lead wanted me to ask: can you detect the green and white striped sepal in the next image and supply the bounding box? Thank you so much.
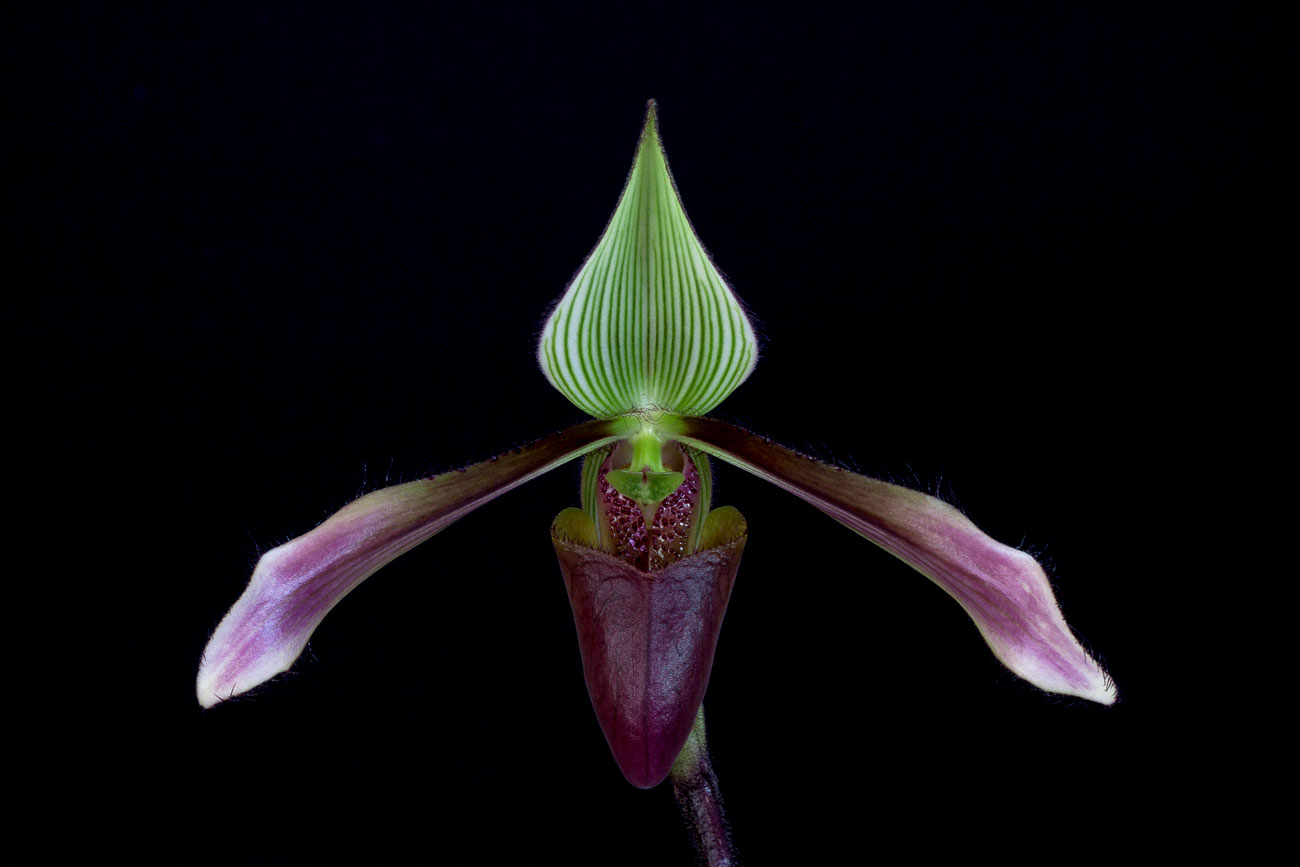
[538,101,759,419]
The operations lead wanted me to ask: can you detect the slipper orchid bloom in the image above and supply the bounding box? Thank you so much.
[198,101,1114,801]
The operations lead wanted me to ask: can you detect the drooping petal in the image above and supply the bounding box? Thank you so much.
[667,416,1115,705]
[538,100,759,419]
[552,508,747,788]
[197,418,635,708]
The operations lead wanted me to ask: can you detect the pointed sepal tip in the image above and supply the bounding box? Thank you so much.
[538,101,759,418]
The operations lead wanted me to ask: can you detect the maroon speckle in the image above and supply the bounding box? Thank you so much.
[598,451,701,571]
[648,460,699,570]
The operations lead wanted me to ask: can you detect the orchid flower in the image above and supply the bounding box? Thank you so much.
[198,101,1114,852]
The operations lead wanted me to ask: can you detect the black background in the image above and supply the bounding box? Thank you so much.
[10,3,1291,864]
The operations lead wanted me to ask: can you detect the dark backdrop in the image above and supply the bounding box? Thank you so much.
[10,3,1290,864]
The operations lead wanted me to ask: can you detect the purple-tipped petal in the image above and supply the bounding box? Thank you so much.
[197,418,631,708]
[670,417,1115,705]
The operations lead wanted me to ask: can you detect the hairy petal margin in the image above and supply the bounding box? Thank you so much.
[197,418,634,708]
[667,416,1115,705]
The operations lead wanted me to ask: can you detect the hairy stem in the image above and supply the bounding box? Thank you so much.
[670,706,737,867]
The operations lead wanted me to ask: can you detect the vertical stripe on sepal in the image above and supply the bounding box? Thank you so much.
[539,101,759,419]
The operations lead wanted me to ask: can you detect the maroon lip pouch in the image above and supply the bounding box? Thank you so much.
[553,528,745,788]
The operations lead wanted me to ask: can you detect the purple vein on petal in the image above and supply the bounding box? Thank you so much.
[196,417,632,708]
[668,416,1115,705]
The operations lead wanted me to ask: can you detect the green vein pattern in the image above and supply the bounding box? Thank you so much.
[538,102,758,419]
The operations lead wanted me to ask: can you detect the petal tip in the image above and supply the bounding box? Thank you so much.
[1004,642,1117,706]
[1052,673,1117,706]
[1079,669,1119,706]
[1054,677,1117,707]
[195,669,227,709]
[195,625,300,709]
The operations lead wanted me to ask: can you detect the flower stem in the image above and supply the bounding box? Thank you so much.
[670,706,737,867]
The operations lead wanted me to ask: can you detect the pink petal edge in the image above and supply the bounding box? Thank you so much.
[197,418,630,708]
[670,416,1115,705]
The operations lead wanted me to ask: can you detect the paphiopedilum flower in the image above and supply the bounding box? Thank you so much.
[198,101,1114,797]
